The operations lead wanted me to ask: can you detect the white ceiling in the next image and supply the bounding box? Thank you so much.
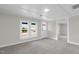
[0,4,79,21]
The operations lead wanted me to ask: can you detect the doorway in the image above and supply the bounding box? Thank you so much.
[58,23,67,42]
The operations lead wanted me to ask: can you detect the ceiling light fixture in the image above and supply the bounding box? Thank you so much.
[44,8,50,12]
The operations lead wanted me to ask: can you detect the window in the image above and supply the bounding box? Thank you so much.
[30,22,38,37]
[20,21,38,39]
[42,22,47,31]
[20,21,29,39]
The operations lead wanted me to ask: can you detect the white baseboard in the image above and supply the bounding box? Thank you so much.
[50,37,57,40]
[0,37,46,48]
[67,40,79,45]
[0,41,27,48]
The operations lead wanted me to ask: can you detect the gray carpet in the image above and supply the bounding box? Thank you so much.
[0,38,79,54]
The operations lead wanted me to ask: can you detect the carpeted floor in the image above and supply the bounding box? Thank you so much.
[0,38,79,54]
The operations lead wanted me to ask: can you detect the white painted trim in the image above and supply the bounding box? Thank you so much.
[0,40,29,48]
[67,17,70,43]
[56,19,68,41]
[0,37,45,48]
[55,37,58,40]
[68,40,79,45]
[50,37,57,40]
[56,21,59,40]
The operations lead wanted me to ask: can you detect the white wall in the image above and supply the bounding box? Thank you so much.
[69,15,79,44]
[56,19,67,39]
[48,19,67,40]
[0,14,48,48]
[59,24,67,36]
[48,20,56,39]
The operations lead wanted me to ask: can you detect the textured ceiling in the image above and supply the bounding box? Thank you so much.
[0,4,78,21]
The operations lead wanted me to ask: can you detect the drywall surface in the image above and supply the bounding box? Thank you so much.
[69,15,79,43]
[48,21,56,38]
[0,14,48,48]
[59,24,67,36]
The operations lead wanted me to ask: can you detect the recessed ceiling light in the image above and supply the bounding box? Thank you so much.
[44,8,49,12]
